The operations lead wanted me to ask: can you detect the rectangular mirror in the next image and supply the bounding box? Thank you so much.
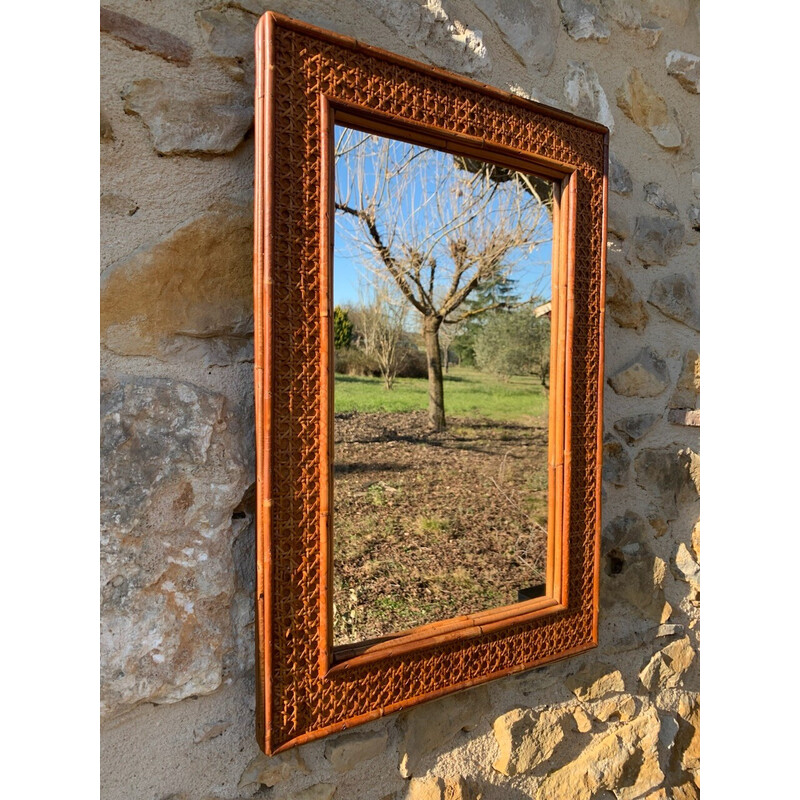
[331,125,556,648]
[254,12,607,754]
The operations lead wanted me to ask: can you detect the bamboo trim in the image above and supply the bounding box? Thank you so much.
[272,13,609,136]
[274,639,596,754]
[254,12,608,754]
[253,13,275,754]
[333,104,574,181]
[319,95,335,677]
[331,596,561,666]
[560,173,579,606]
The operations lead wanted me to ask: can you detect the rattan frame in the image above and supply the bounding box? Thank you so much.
[254,12,608,754]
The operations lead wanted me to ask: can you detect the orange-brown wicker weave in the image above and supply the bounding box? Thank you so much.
[254,12,608,754]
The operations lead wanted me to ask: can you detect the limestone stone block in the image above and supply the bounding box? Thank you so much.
[644,182,678,216]
[563,61,615,132]
[617,69,682,149]
[648,274,699,331]
[558,0,610,41]
[565,662,625,701]
[474,0,557,74]
[100,7,192,64]
[607,205,631,239]
[398,685,489,777]
[605,264,648,331]
[603,433,631,487]
[600,0,662,46]
[604,511,650,553]
[687,203,700,232]
[101,193,138,217]
[608,347,670,397]
[536,706,664,800]
[669,350,700,410]
[666,50,699,93]
[586,693,637,722]
[100,108,114,141]
[406,775,479,800]
[640,637,696,693]
[366,0,490,76]
[100,377,250,718]
[634,446,699,520]
[632,216,684,265]
[668,409,699,426]
[609,151,632,194]
[572,705,593,732]
[197,8,257,63]
[492,707,566,776]
[324,729,388,773]
[691,520,700,561]
[603,514,672,623]
[121,78,253,155]
[238,748,309,789]
[101,203,253,365]
[614,413,659,444]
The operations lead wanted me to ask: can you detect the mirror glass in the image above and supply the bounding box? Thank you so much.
[332,124,555,647]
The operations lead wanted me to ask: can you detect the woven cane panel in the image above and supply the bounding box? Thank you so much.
[261,18,605,750]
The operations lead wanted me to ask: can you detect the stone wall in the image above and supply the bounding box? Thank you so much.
[100,2,699,798]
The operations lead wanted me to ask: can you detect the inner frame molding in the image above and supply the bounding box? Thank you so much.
[254,12,608,755]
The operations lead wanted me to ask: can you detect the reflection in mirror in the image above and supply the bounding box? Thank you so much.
[331,124,555,648]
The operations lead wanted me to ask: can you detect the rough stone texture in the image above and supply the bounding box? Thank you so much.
[648,274,700,331]
[614,413,660,444]
[100,376,250,718]
[101,1,699,797]
[609,151,632,194]
[617,69,682,150]
[474,0,557,74]
[100,7,192,65]
[565,662,625,701]
[537,706,664,800]
[669,350,700,410]
[366,0,490,76]
[101,108,114,141]
[634,447,700,521]
[603,512,671,624]
[666,50,699,94]
[324,729,388,773]
[603,433,631,486]
[239,748,310,789]
[644,0,690,25]
[668,409,699,427]
[197,8,258,65]
[558,0,610,41]
[564,60,615,132]
[492,707,567,776]
[687,202,700,232]
[122,79,253,156]
[101,193,139,217]
[406,775,479,800]
[608,347,670,397]
[640,638,696,692]
[632,216,685,266]
[101,204,253,365]
[599,0,663,47]
[398,686,490,777]
[644,182,678,216]
[605,263,648,330]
